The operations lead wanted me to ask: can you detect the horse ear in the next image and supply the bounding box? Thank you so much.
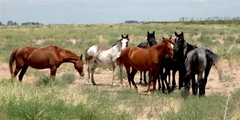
[121,34,124,38]
[153,31,155,35]
[126,34,129,38]
[175,32,178,36]
[169,36,172,39]
[80,54,83,59]
[162,37,164,40]
[181,31,184,36]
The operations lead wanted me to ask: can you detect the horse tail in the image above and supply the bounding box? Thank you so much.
[84,48,93,64]
[9,49,18,76]
[206,50,222,80]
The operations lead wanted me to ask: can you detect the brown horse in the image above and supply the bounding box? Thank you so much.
[9,45,84,81]
[117,37,174,94]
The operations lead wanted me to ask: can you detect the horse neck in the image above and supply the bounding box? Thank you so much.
[111,43,122,54]
[60,51,78,63]
[152,43,168,60]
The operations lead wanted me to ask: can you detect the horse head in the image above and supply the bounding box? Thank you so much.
[162,36,174,58]
[147,31,157,46]
[173,31,185,52]
[120,34,130,49]
[74,54,85,77]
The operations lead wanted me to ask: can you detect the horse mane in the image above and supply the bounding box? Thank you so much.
[53,45,77,56]
[112,39,123,52]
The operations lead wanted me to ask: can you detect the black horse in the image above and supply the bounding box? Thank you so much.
[172,31,197,90]
[173,31,222,96]
[137,31,157,84]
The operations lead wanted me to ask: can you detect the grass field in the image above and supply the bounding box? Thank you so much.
[0,22,240,119]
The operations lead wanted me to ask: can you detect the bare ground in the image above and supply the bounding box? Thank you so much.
[2,59,240,119]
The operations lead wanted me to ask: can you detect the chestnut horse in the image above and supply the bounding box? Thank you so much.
[9,45,84,81]
[117,37,174,94]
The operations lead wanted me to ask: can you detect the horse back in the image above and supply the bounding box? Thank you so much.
[15,46,62,69]
[120,47,156,71]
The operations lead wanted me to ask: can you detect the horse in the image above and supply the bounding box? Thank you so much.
[183,48,222,96]
[173,31,222,94]
[137,31,157,84]
[9,45,85,81]
[173,31,198,90]
[117,37,174,94]
[85,34,130,85]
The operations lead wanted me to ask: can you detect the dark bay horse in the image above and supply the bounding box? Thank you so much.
[9,45,85,81]
[117,37,174,94]
[183,48,222,96]
[173,31,198,90]
[173,31,222,95]
[137,31,157,84]
[85,35,130,85]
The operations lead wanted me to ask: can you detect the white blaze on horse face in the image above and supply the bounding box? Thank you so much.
[171,43,173,49]
[121,38,129,49]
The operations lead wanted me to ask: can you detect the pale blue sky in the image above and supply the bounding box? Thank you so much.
[1,0,239,25]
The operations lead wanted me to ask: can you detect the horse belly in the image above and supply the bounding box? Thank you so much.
[26,54,53,69]
[96,51,115,66]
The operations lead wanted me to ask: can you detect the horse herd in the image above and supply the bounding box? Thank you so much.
[9,31,222,96]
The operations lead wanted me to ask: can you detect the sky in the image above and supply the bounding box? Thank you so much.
[0,0,240,25]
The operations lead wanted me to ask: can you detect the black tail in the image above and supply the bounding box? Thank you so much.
[205,50,222,80]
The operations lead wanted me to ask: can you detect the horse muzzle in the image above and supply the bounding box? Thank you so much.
[80,72,85,77]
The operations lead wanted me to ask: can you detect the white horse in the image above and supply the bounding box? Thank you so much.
[85,35,130,85]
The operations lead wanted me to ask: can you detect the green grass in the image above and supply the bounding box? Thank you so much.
[1,22,240,119]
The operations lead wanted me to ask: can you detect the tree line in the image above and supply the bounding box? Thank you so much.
[0,20,42,26]
[1,16,239,26]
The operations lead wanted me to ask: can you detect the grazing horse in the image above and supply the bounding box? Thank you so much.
[137,31,157,84]
[183,48,222,96]
[85,35,130,85]
[9,45,85,81]
[117,37,174,94]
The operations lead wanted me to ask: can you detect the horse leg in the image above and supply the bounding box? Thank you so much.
[171,69,177,91]
[153,70,160,92]
[119,65,124,85]
[50,66,57,80]
[178,66,186,89]
[197,73,204,96]
[139,71,143,84]
[87,66,91,83]
[191,75,197,95]
[112,64,117,85]
[13,64,23,81]
[202,65,211,96]
[162,71,171,93]
[157,72,161,91]
[90,65,97,85]
[147,70,153,94]
[130,69,138,89]
[125,66,132,88]
[18,64,29,81]
[143,71,147,84]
